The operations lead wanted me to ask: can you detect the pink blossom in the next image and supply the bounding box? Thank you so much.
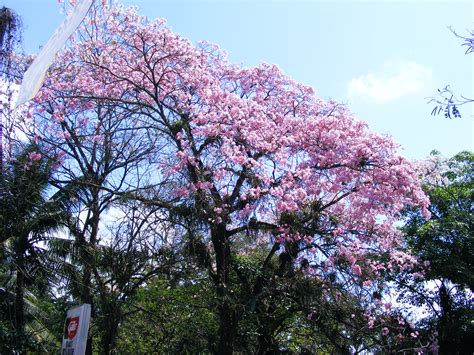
[410,331,419,338]
[27,3,431,326]
[28,152,42,161]
[351,264,362,276]
[367,317,375,329]
[92,134,103,143]
[346,254,357,265]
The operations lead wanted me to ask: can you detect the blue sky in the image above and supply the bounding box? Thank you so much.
[4,0,473,159]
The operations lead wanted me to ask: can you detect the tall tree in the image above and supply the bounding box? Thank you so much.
[0,7,21,75]
[402,151,474,354]
[0,6,22,172]
[0,144,70,353]
[28,96,157,353]
[88,199,180,353]
[28,3,430,353]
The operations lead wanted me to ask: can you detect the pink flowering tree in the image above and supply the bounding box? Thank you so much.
[26,2,430,352]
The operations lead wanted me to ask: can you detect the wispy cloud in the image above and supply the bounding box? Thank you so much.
[347,60,432,104]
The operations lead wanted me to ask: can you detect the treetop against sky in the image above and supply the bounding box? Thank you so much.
[1,2,470,353]
[4,0,473,159]
[27,1,430,281]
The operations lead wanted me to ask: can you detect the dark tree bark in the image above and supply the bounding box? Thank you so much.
[14,250,26,355]
[212,224,237,355]
[438,282,456,355]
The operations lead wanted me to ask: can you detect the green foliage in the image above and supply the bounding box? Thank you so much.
[0,6,22,79]
[115,276,218,353]
[402,151,474,354]
[404,151,473,289]
[0,144,69,353]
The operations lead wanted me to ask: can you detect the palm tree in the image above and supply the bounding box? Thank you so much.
[0,144,71,353]
[1,6,22,172]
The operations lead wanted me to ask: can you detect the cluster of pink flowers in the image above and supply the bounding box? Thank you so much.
[31,2,430,289]
[28,151,42,161]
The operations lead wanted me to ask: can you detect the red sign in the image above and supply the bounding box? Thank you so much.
[67,316,80,340]
[61,304,91,355]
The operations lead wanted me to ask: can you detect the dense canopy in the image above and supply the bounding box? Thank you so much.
[2,2,446,353]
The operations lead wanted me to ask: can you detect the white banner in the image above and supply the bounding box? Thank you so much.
[60,303,91,355]
[15,0,94,109]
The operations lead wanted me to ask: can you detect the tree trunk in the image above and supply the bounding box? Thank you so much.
[256,331,279,355]
[14,254,26,354]
[81,198,100,355]
[438,282,456,354]
[99,301,121,355]
[77,230,94,355]
[12,232,30,355]
[83,272,93,355]
[212,224,237,354]
[217,299,236,355]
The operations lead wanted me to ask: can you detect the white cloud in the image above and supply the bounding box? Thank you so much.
[347,60,432,104]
